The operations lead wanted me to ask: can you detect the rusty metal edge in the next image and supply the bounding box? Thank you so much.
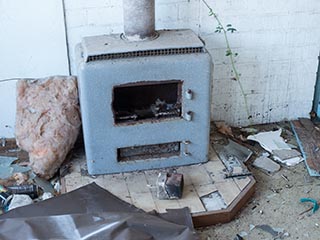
[192,176,256,228]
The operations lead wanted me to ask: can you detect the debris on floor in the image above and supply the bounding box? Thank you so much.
[233,234,244,240]
[215,121,234,137]
[251,224,290,239]
[0,176,59,214]
[0,142,62,215]
[200,191,227,211]
[273,149,302,166]
[156,171,184,200]
[291,118,320,176]
[0,172,29,187]
[247,129,291,152]
[300,197,320,214]
[0,156,30,180]
[2,119,317,236]
[239,127,258,134]
[8,194,33,211]
[252,155,281,174]
[15,76,81,179]
[0,183,197,240]
[247,129,303,166]
[6,184,39,199]
[213,139,252,178]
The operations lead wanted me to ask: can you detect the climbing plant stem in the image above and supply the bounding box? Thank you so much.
[201,0,252,124]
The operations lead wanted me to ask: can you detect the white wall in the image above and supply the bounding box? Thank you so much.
[201,0,320,126]
[1,0,320,137]
[64,0,320,127]
[0,0,69,137]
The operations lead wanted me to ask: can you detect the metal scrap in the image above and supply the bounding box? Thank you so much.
[156,171,184,200]
[213,140,253,178]
[251,224,289,239]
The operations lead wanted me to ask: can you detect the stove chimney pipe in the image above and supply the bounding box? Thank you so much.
[122,0,157,41]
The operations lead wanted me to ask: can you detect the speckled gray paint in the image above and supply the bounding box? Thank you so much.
[122,0,156,41]
[77,30,212,175]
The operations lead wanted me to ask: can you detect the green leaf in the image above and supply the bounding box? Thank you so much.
[225,50,232,56]
[215,26,222,33]
[227,27,237,33]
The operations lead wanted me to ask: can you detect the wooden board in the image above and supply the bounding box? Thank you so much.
[292,119,320,173]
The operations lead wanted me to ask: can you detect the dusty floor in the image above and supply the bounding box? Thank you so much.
[2,122,319,240]
[197,161,320,239]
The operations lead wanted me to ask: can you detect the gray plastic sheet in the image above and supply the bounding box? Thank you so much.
[0,183,197,240]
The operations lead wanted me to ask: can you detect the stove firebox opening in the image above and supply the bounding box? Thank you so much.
[112,80,182,124]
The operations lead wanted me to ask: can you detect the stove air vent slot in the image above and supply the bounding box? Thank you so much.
[86,47,204,62]
[117,142,181,162]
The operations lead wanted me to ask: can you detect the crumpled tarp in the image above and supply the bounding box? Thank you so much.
[0,183,197,240]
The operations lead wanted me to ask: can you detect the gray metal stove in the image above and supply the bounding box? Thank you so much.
[76,0,212,175]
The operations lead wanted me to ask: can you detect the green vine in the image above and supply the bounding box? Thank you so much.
[201,0,252,124]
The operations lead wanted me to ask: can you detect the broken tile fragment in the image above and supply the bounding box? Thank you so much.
[247,129,291,152]
[248,129,303,166]
[213,140,252,177]
[200,191,227,211]
[273,149,301,161]
[272,149,303,166]
[252,156,280,174]
[273,149,301,159]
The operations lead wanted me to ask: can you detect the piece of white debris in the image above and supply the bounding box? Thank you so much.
[253,156,281,174]
[41,192,54,200]
[248,129,303,166]
[8,194,33,211]
[247,129,291,152]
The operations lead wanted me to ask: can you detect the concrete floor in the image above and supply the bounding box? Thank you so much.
[197,162,320,239]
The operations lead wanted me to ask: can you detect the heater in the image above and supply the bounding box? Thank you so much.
[76,0,212,174]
